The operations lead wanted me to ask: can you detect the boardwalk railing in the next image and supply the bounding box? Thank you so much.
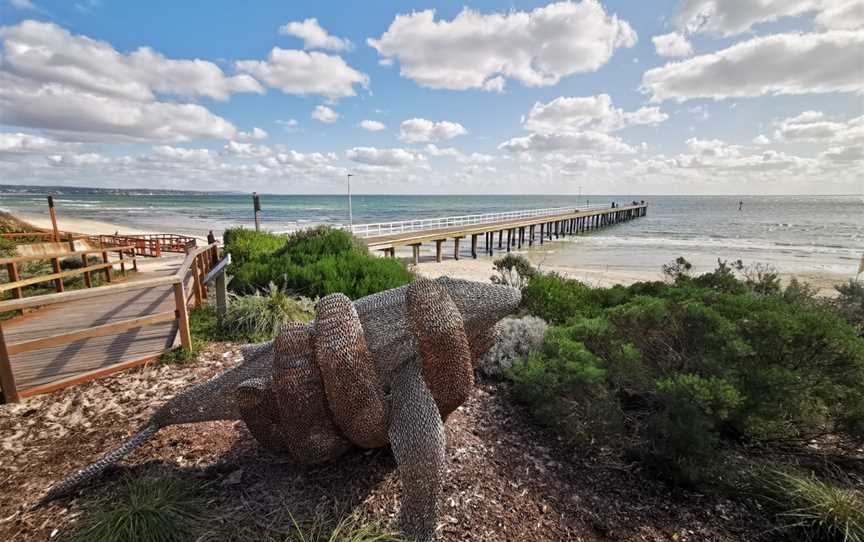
[1,246,138,300]
[348,204,611,238]
[0,243,225,403]
[95,233,198,257]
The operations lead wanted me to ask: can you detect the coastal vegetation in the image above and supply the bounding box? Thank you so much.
[223,226,412,299]
[501,254,864,541]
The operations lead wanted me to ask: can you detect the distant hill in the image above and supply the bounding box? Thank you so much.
[0,184,244,196]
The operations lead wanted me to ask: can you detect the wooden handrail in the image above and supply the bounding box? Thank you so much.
[0,245,137,266]
[176,243,218,277]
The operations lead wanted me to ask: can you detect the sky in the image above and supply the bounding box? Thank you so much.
[0,0,862,195]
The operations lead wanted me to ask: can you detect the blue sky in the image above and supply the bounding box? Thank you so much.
[0,0,861,194]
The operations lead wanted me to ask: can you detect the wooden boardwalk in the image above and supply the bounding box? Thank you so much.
[1,275,178,394]
[0,244,223,403]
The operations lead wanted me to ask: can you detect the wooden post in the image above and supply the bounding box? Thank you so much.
[71,239,92,288]
[198,255,208,300]
[412,244,421,265]
[47,195,60,242]
[454,237,461,260]
[488,232,494,256]
[207,231,217,268]
[118,250,126,274]
[192,256,203,306]
[215,271,228,324]
[0,324,20,404]
[101,251,112,283]
[51,256,64,293]
[435,240,443,263]
[498,230,503,249]
[517,227,523,249]
[6,263,22,300]
[173,282,192,352]
[253,192,262,231]
[471,234,478,259]
[506,229,511,252]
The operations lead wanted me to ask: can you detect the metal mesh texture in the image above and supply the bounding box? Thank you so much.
[42,277,521,541]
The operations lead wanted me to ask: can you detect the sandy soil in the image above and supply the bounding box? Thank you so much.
[14,212,157,237]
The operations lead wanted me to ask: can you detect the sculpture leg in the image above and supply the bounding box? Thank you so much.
[272,323,351,464]
[235,377,284,451]
[314,293,389,448]
[405,278,474,420]
[389,360,445,542]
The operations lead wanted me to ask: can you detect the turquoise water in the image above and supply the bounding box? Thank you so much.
[2,193,861,277]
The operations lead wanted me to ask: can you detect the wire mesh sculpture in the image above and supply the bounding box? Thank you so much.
[42,277,521,542]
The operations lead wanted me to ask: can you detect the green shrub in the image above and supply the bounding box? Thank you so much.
[835,279,864,334]
[222,283,314,342]
[490,254,537,289]
[224,226,412,299]
[0,236,15,258]
[510,263,864,485]
[69,474,208,542]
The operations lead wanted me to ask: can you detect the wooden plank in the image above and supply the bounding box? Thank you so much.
[0,275,177,313]
[18,352,163,398]
[5,310,177,355]
[0,324,20,403]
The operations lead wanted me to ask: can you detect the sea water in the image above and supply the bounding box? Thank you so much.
[1,193,861,278]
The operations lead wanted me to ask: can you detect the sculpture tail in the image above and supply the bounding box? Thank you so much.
[37,422,160,506]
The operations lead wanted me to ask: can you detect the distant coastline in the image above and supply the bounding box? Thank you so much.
[0,184,244,197]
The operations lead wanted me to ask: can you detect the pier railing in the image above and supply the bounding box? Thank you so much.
[348,203,611,238]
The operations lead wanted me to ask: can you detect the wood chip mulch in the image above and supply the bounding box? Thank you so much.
[1,344,771,541]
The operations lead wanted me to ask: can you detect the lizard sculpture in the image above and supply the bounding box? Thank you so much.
[43,277,521,541]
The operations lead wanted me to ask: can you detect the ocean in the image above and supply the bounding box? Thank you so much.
[1,193,861,279]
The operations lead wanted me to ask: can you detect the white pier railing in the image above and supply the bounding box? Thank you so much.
[347,203,611,238]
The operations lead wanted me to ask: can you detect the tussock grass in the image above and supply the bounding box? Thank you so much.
[68,474,208,542]
[222,282,314,342]
[756,470,864,542]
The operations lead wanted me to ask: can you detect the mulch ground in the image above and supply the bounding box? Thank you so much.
[1,343,773,541]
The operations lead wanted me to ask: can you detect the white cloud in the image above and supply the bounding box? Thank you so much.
[237,127,268,141]
[149,145,217,163]
[368,1,636,91]
[686,137,741,158]
[358,120,386,131]
[0,132,75,155]
[675,0,863,36]
[523,94,667,134]
[222,140,272,158]
[498,131,635,155]
[9,0,35,10]
[0,74,237,142]
[0,21,263,102]
[641,31,864,102]
[752,134,771,145]
[0,21,246,142]
[774,111,864,143]
[236,48,367,99]
[652,32,693,57]
[346,146,425,167]
[311,105,339,124]
[820,144,864,162]
[278,18,352,51]
[275,119,299,131]
[815,0,864,31]
[424,144,494,163]
[263,150,336,168]
[46,152,107,167]
[398,118,467,143]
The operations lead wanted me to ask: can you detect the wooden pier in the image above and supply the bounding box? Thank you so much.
[358,203,647,264]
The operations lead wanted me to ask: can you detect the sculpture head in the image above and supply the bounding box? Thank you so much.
[431,276,521,345]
